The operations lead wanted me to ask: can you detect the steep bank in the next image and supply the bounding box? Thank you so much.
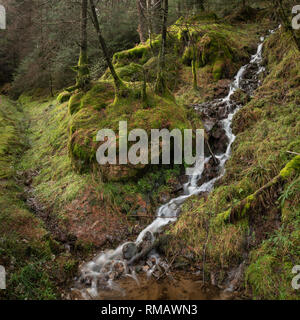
[166,28,300,299]
[0,97,61,299]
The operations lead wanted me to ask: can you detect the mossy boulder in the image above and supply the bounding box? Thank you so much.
[172,18,253,82]
[102,63,144,82]
[112,40,160,67]
[67,81,202,181]
[68,82,115,115]
[80,81,115,111]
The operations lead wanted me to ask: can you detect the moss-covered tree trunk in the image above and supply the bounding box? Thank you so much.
[76,0,90,89]
[155,0,168,95]
[89,0,127,98]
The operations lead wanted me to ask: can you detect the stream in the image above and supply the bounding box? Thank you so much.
[72,32,271,300]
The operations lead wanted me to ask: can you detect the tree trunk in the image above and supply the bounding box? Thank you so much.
[76,0,90,89]
[89,0,126,97]
[153,0,163,34]
[137,0,147,44]
[155,0,168,95]
[146,0,154,51]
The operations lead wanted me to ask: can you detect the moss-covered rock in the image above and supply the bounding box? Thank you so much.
[67,80,202,181]
[112,40,160,67]
[172,21,253,82]
[102,63,144,82]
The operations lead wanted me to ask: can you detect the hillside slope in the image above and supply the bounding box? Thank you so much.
[1,14,299,300]
[166,28,300,300]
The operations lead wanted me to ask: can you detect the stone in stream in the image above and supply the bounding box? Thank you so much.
[208,122,229,155]
[194,99,231,121]
[197,157,221,187]
[122,242,138,260]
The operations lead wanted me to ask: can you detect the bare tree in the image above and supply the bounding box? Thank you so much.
[137,0,147,43]
[89,0,127,97]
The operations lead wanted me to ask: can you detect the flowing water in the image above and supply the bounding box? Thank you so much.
[72,33,270,300]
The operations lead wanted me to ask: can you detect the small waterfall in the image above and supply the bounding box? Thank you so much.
[74,32,271,299]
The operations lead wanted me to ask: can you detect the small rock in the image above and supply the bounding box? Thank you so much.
[122,242,137,260]
[143,265,150,272]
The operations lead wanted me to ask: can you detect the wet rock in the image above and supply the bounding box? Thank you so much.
[197,157,220,186]
[109,271,118,280]
[122,242,138,260]
[159,192,171,203]
[208,122,229,155]
[135,265,143,273]
[194,99,231,122]
[113,261,125,276]
[224,261,246,293]
[204,120,217,132]
[143,265,150,272]
[211,123,224,139]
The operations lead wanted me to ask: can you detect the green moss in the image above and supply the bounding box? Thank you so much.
[103,63,144,82]
[212,58,225,81]
[0,97,24,179]
[0,96,63,300]
[182,47,194,66]
[214,209,231,225]
[113,40,160,67]
[241,194,254,216]
[66,79,201,180]
[57,91,71,103]
[75,51,90,88]
[68,91,84,115]
[280,155,300,179]
[80,81,115,111]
